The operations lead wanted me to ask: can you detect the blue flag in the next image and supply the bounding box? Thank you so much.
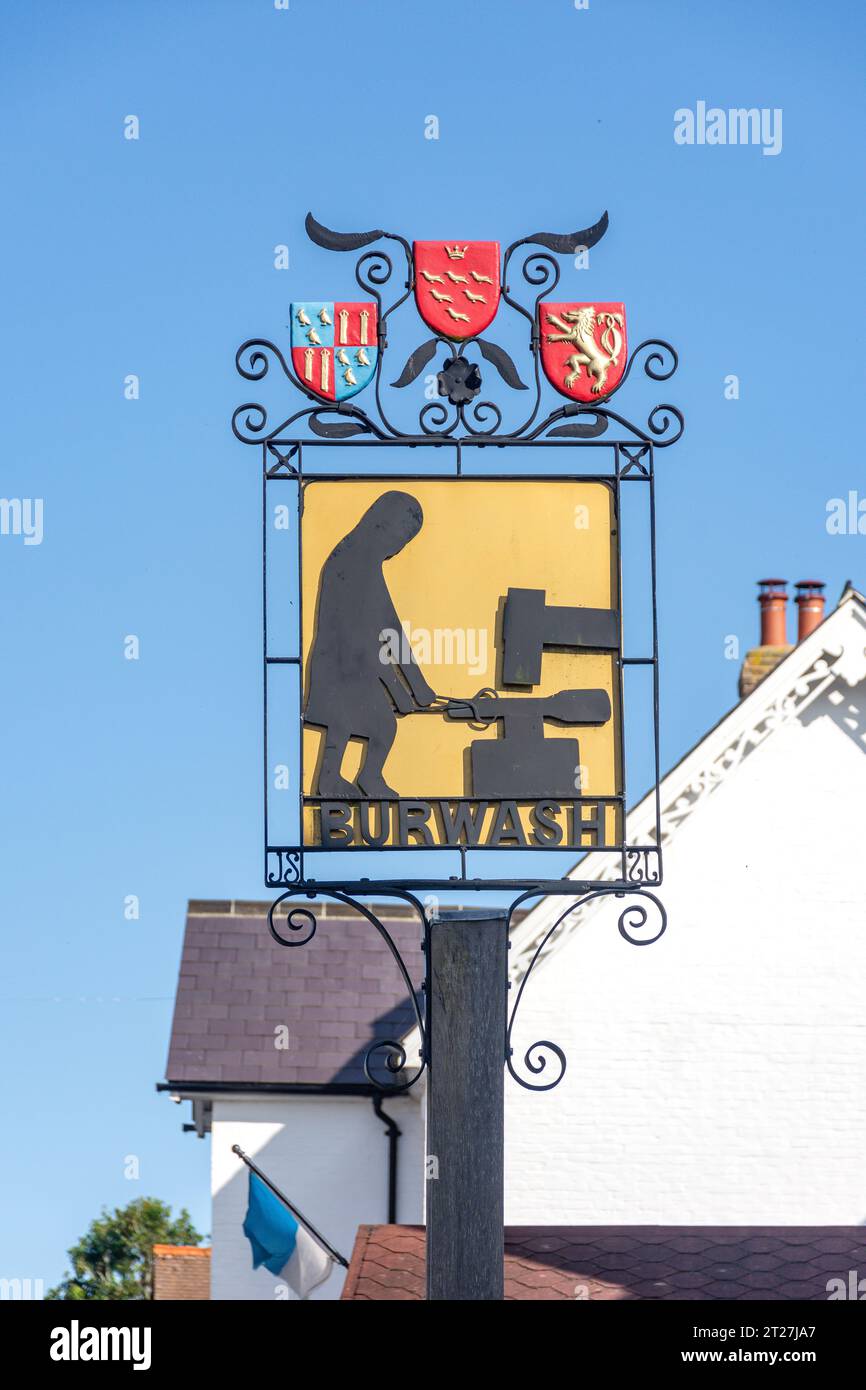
[242,1171,333,1297]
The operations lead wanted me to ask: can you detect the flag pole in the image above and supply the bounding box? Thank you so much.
[232,1143,350,1268]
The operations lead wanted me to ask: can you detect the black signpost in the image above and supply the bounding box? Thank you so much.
[426,909,509,1301]
[234,209,683,1300]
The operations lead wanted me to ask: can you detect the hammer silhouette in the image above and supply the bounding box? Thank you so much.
[502,587,619,686]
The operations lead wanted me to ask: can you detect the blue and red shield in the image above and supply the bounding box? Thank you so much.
[290,301,378,401]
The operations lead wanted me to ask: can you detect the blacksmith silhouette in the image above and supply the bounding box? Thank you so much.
[305,491,435,797]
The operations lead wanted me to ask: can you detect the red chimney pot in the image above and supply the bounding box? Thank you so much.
[794,580,825,641]
[757,579,789,647]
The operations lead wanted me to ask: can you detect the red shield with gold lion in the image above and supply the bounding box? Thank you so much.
[414,241,500,340]
[539,302,627,402]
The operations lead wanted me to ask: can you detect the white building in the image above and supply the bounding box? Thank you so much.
[162,582,866,1298]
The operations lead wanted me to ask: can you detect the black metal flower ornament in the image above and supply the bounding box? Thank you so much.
[437,355,482,405]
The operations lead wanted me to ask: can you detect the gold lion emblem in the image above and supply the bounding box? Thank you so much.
[545,306,624,395]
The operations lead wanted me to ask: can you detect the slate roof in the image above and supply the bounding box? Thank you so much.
[165,900,425,1089]
[341,1225,866,1301]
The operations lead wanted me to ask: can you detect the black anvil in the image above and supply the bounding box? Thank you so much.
[446,688,612,799]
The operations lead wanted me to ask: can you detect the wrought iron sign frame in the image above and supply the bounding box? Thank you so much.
[233,210,683,1092]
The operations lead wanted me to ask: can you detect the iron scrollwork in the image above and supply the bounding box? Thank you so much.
[233,337,389,445]
[265,849,301,887]
[267,888,429,1094]
[233,209,683,446]
[504,887,667,1091]
[263,883,666,1095]
[625,847,662,886]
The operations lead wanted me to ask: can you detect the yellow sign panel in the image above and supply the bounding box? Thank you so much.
[300,479,621,850]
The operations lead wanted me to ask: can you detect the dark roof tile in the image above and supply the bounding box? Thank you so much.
[341,1226,866,1301]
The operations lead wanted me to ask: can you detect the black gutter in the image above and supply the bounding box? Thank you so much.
[157,1080,379,1098]
[372,1095,402,1224]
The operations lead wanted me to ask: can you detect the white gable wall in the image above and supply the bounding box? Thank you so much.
[504,678,866,1223]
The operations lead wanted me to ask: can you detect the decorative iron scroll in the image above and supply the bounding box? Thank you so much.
[262,884,665,1093]
[505,886,668,1091]
[267,888,429,1094]
[233,210,683,449]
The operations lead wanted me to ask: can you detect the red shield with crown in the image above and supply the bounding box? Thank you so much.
[539,302,627,403]
[413,241,500,340]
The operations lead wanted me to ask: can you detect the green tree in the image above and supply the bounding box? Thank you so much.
[46,1197,203,1300]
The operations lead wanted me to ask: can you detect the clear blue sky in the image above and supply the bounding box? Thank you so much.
[1,0,864,1290]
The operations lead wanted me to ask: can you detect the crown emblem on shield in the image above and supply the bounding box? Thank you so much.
[413,242,501,341]
[539,302,627,403]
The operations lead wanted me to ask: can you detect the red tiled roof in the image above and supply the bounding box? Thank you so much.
[152,1245,209,1257]
[152,1245,211,1301]
[341,1225,866,1301]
